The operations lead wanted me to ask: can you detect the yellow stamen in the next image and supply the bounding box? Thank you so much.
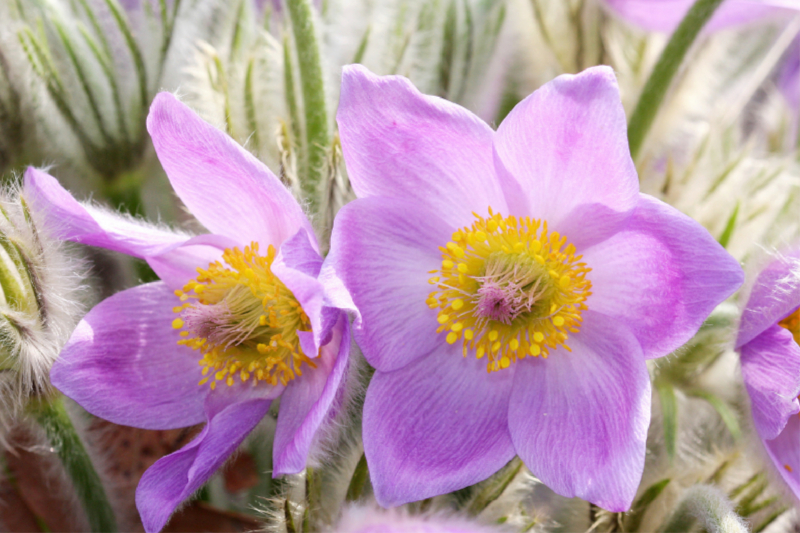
[427,209,592,372]
[780,308,800,345]
[172,242,315,389]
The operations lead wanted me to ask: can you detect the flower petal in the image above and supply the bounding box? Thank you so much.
[337,64,506,228]
[493,66,639,230]
[24,167,188,257]
[363,342,515,507]
[764,415,800,500]
[23,167,232,288]
[738,250,800,348]
[146,92,314,249]
[508,311,649,512]
[581,194,743,359]
[50,282,207,430]
[323,197,451,372]
[273,316,350,476]
[740,325,800,441]
[272,228,336,357]
[146,234,234,291]
[135,395,272,533]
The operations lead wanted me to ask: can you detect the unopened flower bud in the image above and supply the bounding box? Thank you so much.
[0,177,85,443]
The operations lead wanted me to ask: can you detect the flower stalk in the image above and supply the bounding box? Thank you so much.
[29,397,118,533]
[626,0,726,161]
[286,0,330,214]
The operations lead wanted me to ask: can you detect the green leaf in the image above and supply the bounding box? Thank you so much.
[656,381,678,461]
[686,390,742,441]
[717,202,739,249]
[283,34,302,153]
[346,453,370,502]
[466,456,522,515]
[352,25,371,64]
[102,0,148,111]
[244,57,260,152]
[729,472,761,499]
[753,507,788,533]
[625,478,670,531]
[627,0,727,161]
[52,18,113,143]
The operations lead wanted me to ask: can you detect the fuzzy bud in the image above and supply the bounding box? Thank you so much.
[0,176,85,444]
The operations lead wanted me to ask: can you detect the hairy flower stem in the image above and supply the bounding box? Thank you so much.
[627,0,726,161]
[345,453,370,502]
[30,397,118,533]
[286,0,330,215]
[659,485,747,533]
[466,456,522,515]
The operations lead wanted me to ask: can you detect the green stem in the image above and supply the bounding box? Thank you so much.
[286,0,330,214]
[466,456,522,515]
[627,0,726,161]
[31,397,118,533]
[345,453,370,502]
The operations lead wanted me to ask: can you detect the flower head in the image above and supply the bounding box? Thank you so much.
[24,93,351,533]
[324,65,743,511]
[735,250,800,500]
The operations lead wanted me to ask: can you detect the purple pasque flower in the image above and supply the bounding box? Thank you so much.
[24,93,350,533]
[324,64,743,511]
[736,251,800,500]
[600,0,796,33]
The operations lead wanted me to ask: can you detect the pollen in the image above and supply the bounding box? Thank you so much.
[172,242,315,389]
[428,208,592,373]
[779,308,800,345]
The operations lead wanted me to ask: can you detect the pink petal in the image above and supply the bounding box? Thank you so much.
[24,167,231,289]
[740,325,800,440]
[323,197,452,372]
[508,311,650,512]
[581,194,743,359]
[50,282,207,430]
[738,250,800,348]
[24,167,186,257]
[273,316,350,475]
[764,415,800,501]
[272,228,334,357]
[147,93,314,249]
[136,395,273,533]
[337,64,506,229]
[493,66,639,237]
[363,342,515,507]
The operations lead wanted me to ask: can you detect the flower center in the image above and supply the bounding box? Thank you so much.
[427,208,592,373]
[779,307,800,345]
[172,242,315,389]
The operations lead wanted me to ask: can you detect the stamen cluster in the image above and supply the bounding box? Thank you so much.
[172,242,315,389]
[427,209,592,372]
[779,308,800,345]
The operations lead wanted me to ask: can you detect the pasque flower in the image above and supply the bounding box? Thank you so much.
[24,93,350,533]
[324,65,743,511]
[736,251,800,499]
